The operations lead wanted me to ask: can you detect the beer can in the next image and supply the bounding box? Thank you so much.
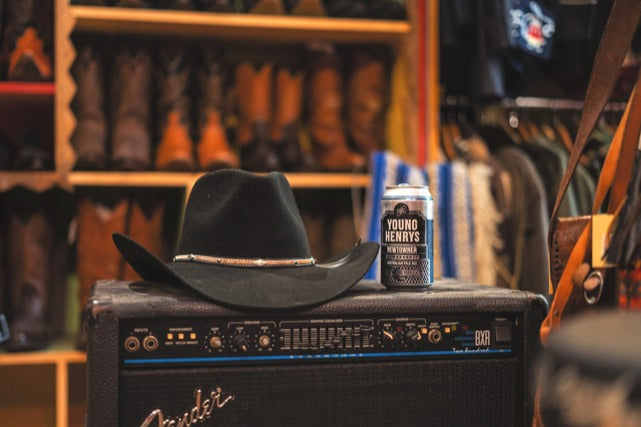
[380,184,434,289]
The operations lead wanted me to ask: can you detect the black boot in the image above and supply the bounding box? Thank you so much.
[3,0,53,81]
[5,189,55,352]
[71,40,107,170]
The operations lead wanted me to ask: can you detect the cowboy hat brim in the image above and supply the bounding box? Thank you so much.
[113,233,379,310]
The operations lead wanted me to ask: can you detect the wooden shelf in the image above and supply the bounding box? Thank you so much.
[0,171,66,192]
[0,337,86,366]
[70,6,411,43]
[67,171,371,189]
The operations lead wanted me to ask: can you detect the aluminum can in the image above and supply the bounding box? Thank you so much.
[380,184,434,289]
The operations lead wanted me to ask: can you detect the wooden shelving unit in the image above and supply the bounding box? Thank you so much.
[70,5,411,43]
[0,339,86,427]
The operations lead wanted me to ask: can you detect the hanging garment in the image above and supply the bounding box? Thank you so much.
[495,146,549,296]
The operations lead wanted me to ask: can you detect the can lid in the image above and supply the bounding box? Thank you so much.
[384,183,429,190]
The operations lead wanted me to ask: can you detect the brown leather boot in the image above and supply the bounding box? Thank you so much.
[111,44,152,170]
[4,0,53,81]
[5,189,55,352]
[123,195,166,282]
[196,46,238,171]
[236,61,280,171]
[71,40,107,170]
[155,46,195,171]
[346,49,387,155]
[75,196,128,318]
[307,46,365,171]
[270,67,314,171]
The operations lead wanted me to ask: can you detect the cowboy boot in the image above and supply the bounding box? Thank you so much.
[4,0,53,81]
[75,195,128,348]
[71,41,107,170]
[236,62,280,171]
[155,46,195,171]
[307,46,365,171]
[14,129,51,171]
[271,67,314,171]
[245,0,285,14]
[5,189,55,352]
[123,195,166,281]
[111,44,152,170]
[346,49,387,155]
[196,46,238,170]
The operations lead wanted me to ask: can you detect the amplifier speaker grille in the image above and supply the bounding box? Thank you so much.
[120,358,519,427]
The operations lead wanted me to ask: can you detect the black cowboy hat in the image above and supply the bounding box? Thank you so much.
[113,169,379,310]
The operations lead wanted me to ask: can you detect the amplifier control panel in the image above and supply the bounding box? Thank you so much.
[120,314,518,366]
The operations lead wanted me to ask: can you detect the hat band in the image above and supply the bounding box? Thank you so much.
[173,253,316,268]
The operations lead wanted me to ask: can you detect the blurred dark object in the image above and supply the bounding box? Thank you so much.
[245,0,285,14]
[3,0,53,81]
[323,0,367,18]
[367,0,406,20]
[0,314,9,345]
[155,45,195,171]
[113,0,152,7]
[235,61,280,171]
[71,40,107,170]
[307,45,365,171]
[71,0,110,5]
[14,129,51,170]
[284,0,326,16]
[196,45,238,170]
[155,0,195,9]
[0,133,13,169]
[110,43,152,170]
[537,311,641,426]
[196,0,234,11]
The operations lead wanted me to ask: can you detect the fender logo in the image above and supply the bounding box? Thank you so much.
[140,387,234,427]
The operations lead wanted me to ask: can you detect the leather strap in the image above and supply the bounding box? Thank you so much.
[549,0,641,230]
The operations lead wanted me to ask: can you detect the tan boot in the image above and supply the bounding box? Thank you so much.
[246,0,285,14]
[290,0,326,16]
[123,196,166,282]
[236,62,280,171]
[346,49,386,155]
[308,47,365,171]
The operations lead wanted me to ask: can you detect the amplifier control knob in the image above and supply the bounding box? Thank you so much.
[209,336,223,349]
[382,330,396,346]
[233,334,249,353]
[258,335,271,348]
[404,329,422,346]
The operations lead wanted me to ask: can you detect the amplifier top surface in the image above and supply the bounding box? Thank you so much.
[87,279,547,320]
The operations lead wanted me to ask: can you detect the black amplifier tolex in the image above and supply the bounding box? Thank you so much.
[86,280,546,427]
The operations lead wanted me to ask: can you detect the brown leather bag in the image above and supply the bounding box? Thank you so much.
[540,0,641,344]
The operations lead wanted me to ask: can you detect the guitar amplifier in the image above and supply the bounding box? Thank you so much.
[86,280,546,427]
